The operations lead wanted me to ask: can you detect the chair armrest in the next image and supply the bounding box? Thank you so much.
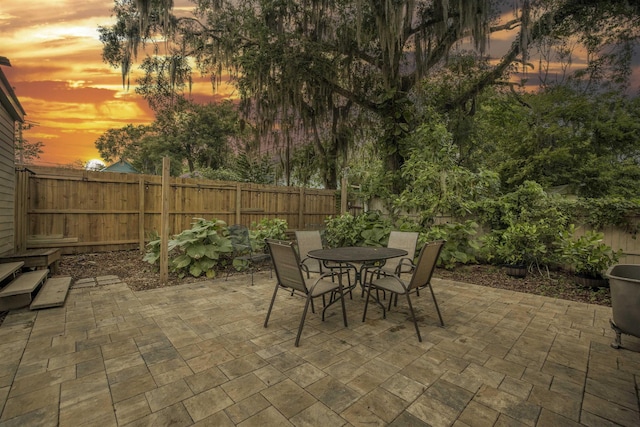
[395,258,416,275]
[300,262,310,272]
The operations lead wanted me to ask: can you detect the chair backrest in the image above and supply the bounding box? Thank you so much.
[385,231,419,273]
[229,224,252,253]
[266,239,308,293]
[408,240,446,291]
[295,230,324,272]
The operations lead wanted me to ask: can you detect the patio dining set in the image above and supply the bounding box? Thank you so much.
[263,231,447,347]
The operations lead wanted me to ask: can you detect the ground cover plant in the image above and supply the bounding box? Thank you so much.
[142,218,287,279]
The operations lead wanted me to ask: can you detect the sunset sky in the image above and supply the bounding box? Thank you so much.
[1,1,638,167]
[0,0,222,166]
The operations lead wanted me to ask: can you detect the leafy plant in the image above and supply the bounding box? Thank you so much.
[359,214,391,246]
[575,197,640,235]
[324,213,359,247]
[144,218,233,278]
[249,218,288,252]
[394,117,501,222]
[421,221,480,269]
[559,227,622,278]
[476,181,569,270]
[324,211,392,247]
[482,221,549,273]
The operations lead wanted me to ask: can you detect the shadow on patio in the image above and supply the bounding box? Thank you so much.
[1,272,639,426]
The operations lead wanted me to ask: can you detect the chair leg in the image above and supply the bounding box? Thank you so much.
[362,283,373,322]
[339,266,353,300]
[321,287,348,327]
[264,283,280,327]
[363,284,387,321]
[295,296,313,347]
[360,268,374,298]
[427,283,444,326]
[405,293,422,342]
[339,286,348,327]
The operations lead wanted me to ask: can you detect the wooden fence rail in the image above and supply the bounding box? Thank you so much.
[15,166,338,254]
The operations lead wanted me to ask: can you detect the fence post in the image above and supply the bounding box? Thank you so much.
[235,183,242,225]
[341,172,348,214]
[14,169,29,252]
[299,187,305,229]
[160,157,170,284]
[138,176,145,253]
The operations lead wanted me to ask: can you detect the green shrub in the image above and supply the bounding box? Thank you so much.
[324,211,392,247]
[575,197,640,235]
[475,182,568,270]
[483,222,547,267]
[559,227,622,278]
[250,218,288,252]
[422,221,480,269]
[144,218,233,278]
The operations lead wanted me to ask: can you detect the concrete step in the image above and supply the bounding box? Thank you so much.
[31,276,72,310]
[0,269,49,311]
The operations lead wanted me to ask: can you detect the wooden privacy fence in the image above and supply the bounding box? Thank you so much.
[15,166,338,254]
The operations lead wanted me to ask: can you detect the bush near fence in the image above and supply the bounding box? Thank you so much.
[367,198,640,265]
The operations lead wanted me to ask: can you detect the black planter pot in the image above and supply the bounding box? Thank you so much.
[574,273,609,289]
[505,265,527,278]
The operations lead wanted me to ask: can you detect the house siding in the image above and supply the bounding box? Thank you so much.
[0,107,15,256]
[0,68,25,256]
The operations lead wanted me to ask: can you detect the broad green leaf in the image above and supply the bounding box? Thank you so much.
[198,258,215,271]
[186,244,206,259]
[173,254,192,269]
[233,258,249,271]
[203,245,220,259]
[142,252,159,264]
[189,264,203,277]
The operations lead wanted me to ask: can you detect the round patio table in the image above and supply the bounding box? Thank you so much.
[307,247,407,291]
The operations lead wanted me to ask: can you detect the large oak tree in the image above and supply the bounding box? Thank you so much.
[100,0,639,189]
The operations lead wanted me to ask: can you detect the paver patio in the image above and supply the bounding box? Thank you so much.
[0,272,638,426]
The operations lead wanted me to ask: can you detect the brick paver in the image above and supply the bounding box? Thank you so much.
[0,273,639,426]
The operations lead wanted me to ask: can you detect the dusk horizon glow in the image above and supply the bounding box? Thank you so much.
[1,0,230,167]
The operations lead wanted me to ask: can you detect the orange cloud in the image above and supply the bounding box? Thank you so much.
[0,0,227,166]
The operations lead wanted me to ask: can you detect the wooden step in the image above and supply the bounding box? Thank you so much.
[0,261,24,283]
[31,276,72,310]
[0,269,49,311]
[0,249,61,273]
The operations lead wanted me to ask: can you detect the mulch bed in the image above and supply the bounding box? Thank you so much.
[56,250,611,306]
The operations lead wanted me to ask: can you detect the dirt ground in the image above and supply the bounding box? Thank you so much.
[56,250,612,306]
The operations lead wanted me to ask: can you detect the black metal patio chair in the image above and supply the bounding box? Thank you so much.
[264,239,348,347]
[362,240,446,342]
